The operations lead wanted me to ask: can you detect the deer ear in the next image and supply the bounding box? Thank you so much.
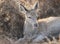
[20,4,28,14]
[33,2,38,10]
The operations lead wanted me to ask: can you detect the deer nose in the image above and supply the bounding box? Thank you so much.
[34,23,38,27]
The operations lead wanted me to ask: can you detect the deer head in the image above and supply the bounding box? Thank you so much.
[20,2,39,28]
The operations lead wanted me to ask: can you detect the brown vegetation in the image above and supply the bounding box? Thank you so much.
[0,0,60,44]
[0,0,25,40]
[38,0,60,19]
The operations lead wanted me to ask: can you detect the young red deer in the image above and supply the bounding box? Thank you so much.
[20,2,39,38]
[16,1,60,43]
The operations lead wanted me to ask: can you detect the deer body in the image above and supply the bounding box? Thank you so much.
[33,17,60,42]
[38,17,60,33]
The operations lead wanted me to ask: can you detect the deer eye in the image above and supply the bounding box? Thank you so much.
[28,17,31,18]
